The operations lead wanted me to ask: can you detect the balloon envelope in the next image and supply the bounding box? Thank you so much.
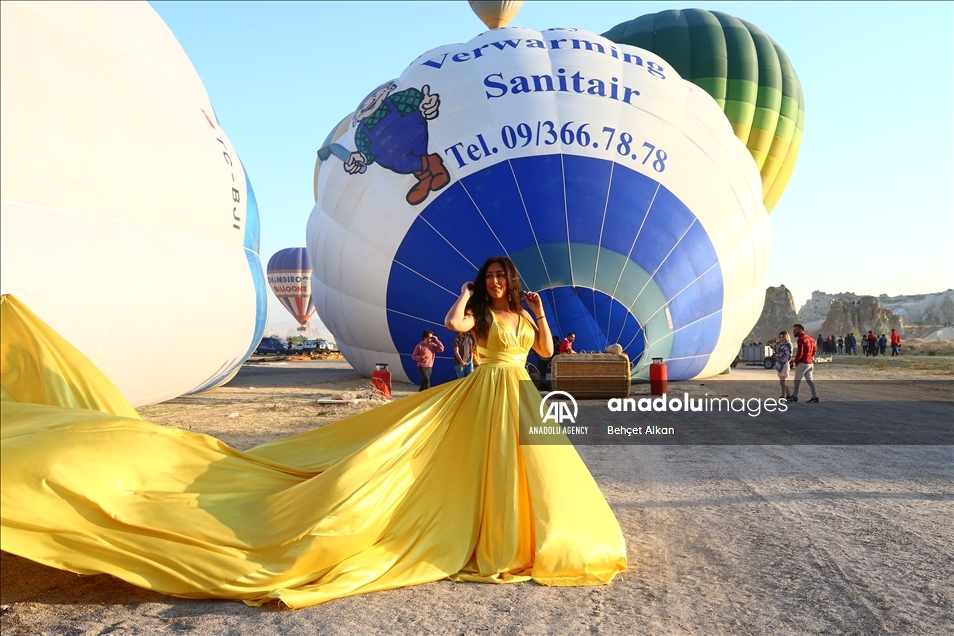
[308,28,770,384]
[468,1,524,29]
[603,9,804,212]
[0,1,267,406]
[267,248,317,327]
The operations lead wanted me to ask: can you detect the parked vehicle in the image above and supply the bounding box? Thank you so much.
[730,342,798,370]
[255,337,289,355]
[315,339,338,353]
[731,344,775,369]
[291,339,318,352]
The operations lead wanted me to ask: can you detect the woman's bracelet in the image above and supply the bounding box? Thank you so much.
[535,314,546,321]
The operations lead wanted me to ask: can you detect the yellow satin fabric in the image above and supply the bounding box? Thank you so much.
[0,296,626,608]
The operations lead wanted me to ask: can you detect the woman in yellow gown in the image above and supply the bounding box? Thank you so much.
[0,257,626,609]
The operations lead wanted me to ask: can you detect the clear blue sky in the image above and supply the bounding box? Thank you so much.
[151,1,954,332]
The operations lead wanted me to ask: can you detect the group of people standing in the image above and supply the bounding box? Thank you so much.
[859,329,901,356]
[816,329,901,357]
[412,329,581,391]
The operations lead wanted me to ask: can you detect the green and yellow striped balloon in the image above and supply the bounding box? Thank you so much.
[603,9,804,212]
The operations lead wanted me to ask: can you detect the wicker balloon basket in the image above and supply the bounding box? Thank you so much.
[550,353,631,398]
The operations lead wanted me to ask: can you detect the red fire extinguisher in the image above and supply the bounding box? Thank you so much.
[650,357,668,395]
[371,363,392,400]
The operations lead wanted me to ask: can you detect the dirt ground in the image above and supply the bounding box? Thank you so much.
[2,355,952,635]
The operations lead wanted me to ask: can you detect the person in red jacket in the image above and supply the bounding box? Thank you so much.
[890,329,901,356]
[789,323,819,403]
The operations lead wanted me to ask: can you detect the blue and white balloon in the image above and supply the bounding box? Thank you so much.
[308,28,770,384]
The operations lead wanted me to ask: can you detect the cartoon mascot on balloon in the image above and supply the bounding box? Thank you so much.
[343,82,450,205]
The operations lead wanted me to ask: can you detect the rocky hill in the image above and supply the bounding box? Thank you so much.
[878,291,953,326]
[819,297,902,338]
[795,289,953,335]
[746,285,798,343]
[797,291,861,323]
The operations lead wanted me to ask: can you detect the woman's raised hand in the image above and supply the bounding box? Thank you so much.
[525,290,544,315]
[447,282,476,332]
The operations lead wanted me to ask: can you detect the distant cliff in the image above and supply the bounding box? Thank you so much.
[878,291,954,326]
[819,297,902,338]
[794,289,953,335]
[747,286,798,343]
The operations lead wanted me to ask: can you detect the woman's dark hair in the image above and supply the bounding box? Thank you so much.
[465,256,523,343]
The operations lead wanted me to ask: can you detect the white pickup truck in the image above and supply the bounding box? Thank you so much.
[290,339,338,353]
[290,340,318,352]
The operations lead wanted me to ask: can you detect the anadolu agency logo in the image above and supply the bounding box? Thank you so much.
[540,391,578,425]
[521,390,590,441]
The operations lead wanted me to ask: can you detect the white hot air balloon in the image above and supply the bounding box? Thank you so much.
[0,1,267,406]
[308,27,770,384]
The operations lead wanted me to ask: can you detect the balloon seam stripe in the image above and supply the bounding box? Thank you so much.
[595,160,618,334]
[417,216,480,272]
[594,69,624,328]
[609,183,660,302]
[636,273,724,353]
[629,253,721,334]
[504,159,555,293]
[390,259,459,298]
[456,180,510,262]
[385,307,449,329]
[559,153,574,289]
[620,221,719,351]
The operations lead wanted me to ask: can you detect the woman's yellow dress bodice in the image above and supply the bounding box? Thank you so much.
[474,311,534,367]
[0,295,626,608]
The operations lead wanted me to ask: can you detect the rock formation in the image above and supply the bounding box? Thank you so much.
[925,326,954,342]
[752,287,951,345]
[819,296,902,339]
[798,289,953,328]
[747,285,798,343]
[878,290,954,326]
[796,291,861,323]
